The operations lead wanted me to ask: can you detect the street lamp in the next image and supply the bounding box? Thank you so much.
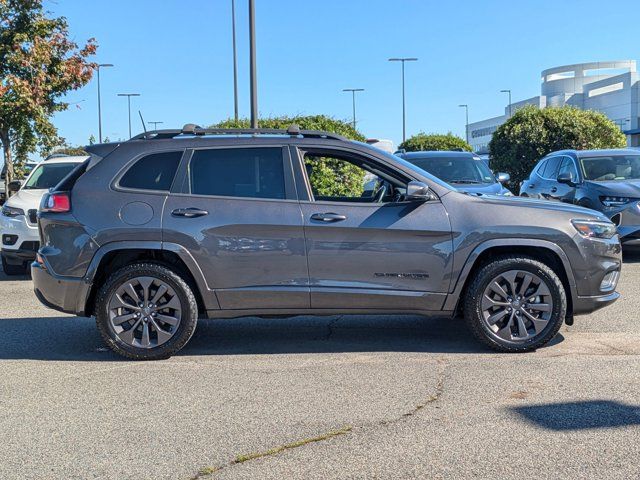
[231,0,239,120]
[500,89,512,117]
[459,104,469,144]
[249,0,258,128]
[388,57,418,142]
[148,121,164,131]
[117,93,141,139]
[95,63,113,143]
[342,88,365,130]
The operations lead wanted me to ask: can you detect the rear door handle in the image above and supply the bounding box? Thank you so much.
[310,212,347,222]
[171,207,209,218]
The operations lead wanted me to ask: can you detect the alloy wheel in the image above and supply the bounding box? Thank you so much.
[481,269,554,343]
[107,276,182,349]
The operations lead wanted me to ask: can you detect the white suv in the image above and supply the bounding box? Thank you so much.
[1,156,87,275]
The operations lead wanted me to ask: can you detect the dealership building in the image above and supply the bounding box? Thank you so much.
[468,60,640,153]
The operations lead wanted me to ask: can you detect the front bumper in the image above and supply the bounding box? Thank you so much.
[31,261,91,316]
[1,243,39,264]
[1,212,40,261]
[572,291,620,315]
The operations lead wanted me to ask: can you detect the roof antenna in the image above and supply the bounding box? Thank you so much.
[138,110,147,133]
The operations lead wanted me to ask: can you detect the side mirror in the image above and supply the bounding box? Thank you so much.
[496,172,510,184]
[557,171,575,186]
[406,181,430,201]
[8,180,22,192]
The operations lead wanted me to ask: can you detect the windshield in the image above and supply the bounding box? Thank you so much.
[405,156,496,184]
[581,155,640,181]
[23,163,78,190]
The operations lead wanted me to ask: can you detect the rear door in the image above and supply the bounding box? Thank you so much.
[162,145,309,311]
[293,146,453,312]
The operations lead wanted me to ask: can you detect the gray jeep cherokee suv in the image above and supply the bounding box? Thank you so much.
[32,125,622,359]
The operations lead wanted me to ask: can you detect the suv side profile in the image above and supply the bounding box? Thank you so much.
[520,149,640,245]
[32,125,622,359]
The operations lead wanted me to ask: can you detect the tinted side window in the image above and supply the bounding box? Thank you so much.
[534,160,547,178]
[119,151,183,191]
[558,157,578,178]
[190,147,285,199]
[542,157,561,179]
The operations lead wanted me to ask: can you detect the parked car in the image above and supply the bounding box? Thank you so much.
[32,125,620,359]
[519,149,640,245]
[0,156,87,274]
[397,151,512,196]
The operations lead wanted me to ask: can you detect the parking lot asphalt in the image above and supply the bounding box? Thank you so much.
[0,256,639,480]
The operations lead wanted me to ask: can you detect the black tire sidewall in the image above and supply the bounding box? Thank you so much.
[96,263,197,360]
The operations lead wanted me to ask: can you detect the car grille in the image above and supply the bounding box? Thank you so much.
[27,209,37,225]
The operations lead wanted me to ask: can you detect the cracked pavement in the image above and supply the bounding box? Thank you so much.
[1,255,639,479]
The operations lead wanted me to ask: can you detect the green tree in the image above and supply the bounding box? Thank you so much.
[399,132,472,152]
[214,115,367,197]
[0,0,96,192]
[490,105,627,187]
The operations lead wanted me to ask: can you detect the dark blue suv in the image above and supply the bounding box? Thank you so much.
[520,149,640,244]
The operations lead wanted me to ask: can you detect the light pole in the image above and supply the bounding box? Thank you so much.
[500,89,512,117]
[95,63,113,143]
[459,104,469,144]
[231,0,239,120]
[117,93,141,139]
[388,57,418,142]
[342,88,364,130]
[149,121,164,131]
[249,0,258,128]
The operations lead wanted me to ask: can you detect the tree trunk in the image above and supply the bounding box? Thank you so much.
[1,130,14,199]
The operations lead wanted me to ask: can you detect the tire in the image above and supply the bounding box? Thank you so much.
[1,254,28,276]
[463,255,566,353]
[95,262,198,360]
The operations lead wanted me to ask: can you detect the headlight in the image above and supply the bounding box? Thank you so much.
[1,205,25,217]
[600,196,635,207]
[571,219,617,239]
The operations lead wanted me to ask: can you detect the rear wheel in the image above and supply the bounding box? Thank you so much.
[464,256,566,352]
[1,254,28,276]
[95,262,198,360]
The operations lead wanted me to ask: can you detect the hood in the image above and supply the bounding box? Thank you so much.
[585,180,640,197]
[469,193,609,220]
[454,181,511,196]
[4,188,48,210]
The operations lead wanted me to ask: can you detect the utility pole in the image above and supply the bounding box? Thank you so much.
[117,93,141,139]
[459,104,469,144]
[249,0,258,128]
[388,57,418,142]
[95,63,114,143]
[343,88,365,130]
[501,89,512,117]
[231,0,239,120]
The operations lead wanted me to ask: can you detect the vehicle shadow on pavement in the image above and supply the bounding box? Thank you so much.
[0,314,520,360]
[512,400,640,430]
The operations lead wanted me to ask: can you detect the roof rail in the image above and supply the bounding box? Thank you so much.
[129,123,347,141]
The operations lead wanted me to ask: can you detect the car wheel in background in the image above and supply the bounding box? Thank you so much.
[95,262,198,360]
[464,255,566,352]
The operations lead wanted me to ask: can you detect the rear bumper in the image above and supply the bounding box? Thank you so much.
[572,291,620,315]
[31,261,90,316]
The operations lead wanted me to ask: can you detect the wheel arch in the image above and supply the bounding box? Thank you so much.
[445,239,576,318]
[83,241,215,317]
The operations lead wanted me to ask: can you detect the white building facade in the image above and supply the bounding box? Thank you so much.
[468,61,640,154]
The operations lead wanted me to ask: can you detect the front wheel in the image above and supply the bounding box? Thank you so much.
[463,256,566,352]
[95,262,198,360]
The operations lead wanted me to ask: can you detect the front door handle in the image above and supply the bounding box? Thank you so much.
[529,184,535,188]
[171,207,209,218]
[551,187,558,193]
[310,212,347,222]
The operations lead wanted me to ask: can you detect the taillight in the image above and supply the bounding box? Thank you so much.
[42,192,71,213]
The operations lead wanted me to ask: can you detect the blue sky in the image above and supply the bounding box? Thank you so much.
[48,0,640,150]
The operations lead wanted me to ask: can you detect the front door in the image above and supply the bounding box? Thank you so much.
[549,156,578,203]
[162,145,309,311]
[294,147,453,312]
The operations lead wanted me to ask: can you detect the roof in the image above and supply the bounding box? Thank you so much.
[398,150,478,159]
[549,148,640,158]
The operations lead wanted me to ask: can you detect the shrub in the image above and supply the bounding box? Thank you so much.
[399,132,472,152]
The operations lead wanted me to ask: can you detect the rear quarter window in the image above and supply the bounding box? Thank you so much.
[119,151,183,191]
